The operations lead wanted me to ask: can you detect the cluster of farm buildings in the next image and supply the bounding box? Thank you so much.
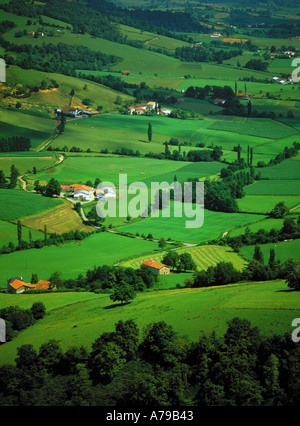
[127,101,172,116]
[55,108,92,118]
[61,183,116,202]
[7,277,50,294]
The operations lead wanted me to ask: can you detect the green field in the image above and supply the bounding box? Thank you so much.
[28,155,224,187]
[259,159,300,180]
[0,279,299,365]
[0,232,159,285]
[240,239,300,266]
[0,189,63,222]
[27,155,194,185]
[208,116,297,140]
[49,113,296,159]
[117,202,265,243]
[229,216,298,237]
[237,195,300,214]
[0,153,56,176]
[0,108,56,148]
[245,180,300,196]
[0,220,43,246]
[120,244,246,271]
[4,66,133,113]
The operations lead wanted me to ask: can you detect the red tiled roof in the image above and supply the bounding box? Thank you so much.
[143,260,168,270]
[70,184,92,192]
[36,280,50,290]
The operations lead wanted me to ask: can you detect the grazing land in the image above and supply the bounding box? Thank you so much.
[0,232,159,285]
[0,280,298,366]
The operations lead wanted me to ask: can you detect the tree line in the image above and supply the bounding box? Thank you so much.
[0,302,46,341]
[0,40,120,75]
[0,164,19,189]
[0,136,31,152]
[1,317,300,405]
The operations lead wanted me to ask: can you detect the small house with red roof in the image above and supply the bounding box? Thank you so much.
[7,277,50,293]
[142,260,170,275]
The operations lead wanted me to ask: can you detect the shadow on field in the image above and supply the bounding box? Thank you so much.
[276,289,297,293]
[104,302,131,309]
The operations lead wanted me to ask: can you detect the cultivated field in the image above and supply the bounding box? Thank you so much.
[0,189,63,222]
[120,244,246,271]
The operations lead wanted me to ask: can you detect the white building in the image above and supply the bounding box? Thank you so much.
[73,189,94,201]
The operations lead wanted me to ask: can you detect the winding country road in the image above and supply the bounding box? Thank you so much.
[18,154,65,192]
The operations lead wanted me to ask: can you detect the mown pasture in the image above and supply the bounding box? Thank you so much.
[120,244,246,271]
[0,279,298,365]
[21,200,94,234]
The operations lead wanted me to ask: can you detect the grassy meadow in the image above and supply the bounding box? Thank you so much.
[0,279,299,365]
[0,108,56,148]
[0,232,159,285]
[240,239,300,264]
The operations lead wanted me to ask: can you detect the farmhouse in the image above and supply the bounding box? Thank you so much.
[128,106,136,114]
[142,260,170,275]
[273,77,288,85]
[161,108,172,116]
[147,101,157,109]
[73,189,94,201]
[214,98,226,105]
[210,33,222,38]
[284,50,295,57]
[55,108,91,118]
[7,277,50,293]
[122,70,130,75]
[237,92,250,100]
[60,185,70,191]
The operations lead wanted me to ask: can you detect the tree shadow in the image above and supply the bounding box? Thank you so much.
[276,289,297,293]
[103,302,131,309]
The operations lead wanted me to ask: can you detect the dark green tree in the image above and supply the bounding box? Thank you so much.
[147,122,152,142]
[45,178,60,197]
[110,282,136,304]
[253,245,264,264]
